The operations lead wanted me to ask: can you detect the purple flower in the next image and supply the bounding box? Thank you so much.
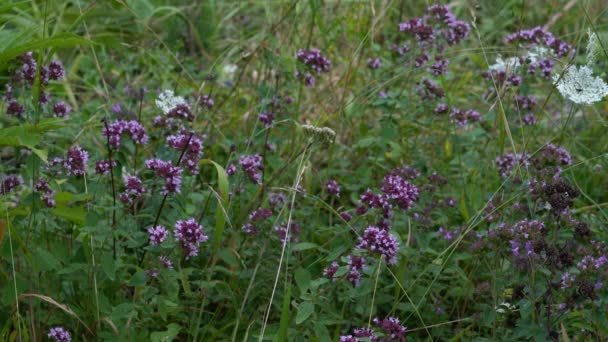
[53,101,71,118]
[249,207,272,222]
[326,180,340,197]
[296,48,331,86]
[167,130,204,174]
[505,26,572,57]
[1,175,23,194]
[159,255,173,269]
[373,316,407,341]
[357,226,400,264]
[35,178,56,207]
[226,163,236,176]
[167,103,193,121]
[435,103,449,114]
[111,103,122,113]
[367,57,381,69]
[95,159,116,175]
[274,221,300,243]
[323,261,339,281]
[6,99,24,117]
[340,211,352,221]
[495,153,529,177]
[119,175,145,203]
[523,113,537,126]
[47,327,71,342]
[199,94,214,108]
[102,120,148,148]
[429,56,449,76]
[399,18,435,43]
[381,174,419,210]
[242,223,258,235]
[145,158,183,194]
[148,225,168,245]
[48,60,64,80]
[174,218,208,259]
[64,147,89,176]
[239,154,263,185]
[259,111,275,127]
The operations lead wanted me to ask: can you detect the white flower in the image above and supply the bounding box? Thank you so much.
[489,46,552,72]
[553,65,608,105]
[223,64,238,77]
[155,89,187,114]
[495,302,516,314]
[586,29,605,66]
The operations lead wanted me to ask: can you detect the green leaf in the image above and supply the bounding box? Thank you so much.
[110,303,137,322]
[52,205,86,226]
[150,323,181,342]
[278,283,291,341]
[35,247,62,272]
[0,33,95,64]
[313,322,331,342]
[199,159,230,253]
[296,301,314,325]
[292,242,318,252]
[128,271,148,287]
[101,253,115,281]
[294,268,311,293]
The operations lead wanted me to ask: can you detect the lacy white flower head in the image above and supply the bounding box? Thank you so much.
[302,124,336,147]
[489,46,552,72]
[155,89,187,114]
[586,29,607,66]
[553,65,608,105]
[223,64,238,78]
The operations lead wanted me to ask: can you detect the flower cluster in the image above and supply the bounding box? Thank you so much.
[35,178,56,207]
[553,65,608,105]
[64,147,89,176]
[119,175,145,204]
[148,225,168,245]
[295,48,331,86]
[47,327,71,342]
[145,158,183,194]
[505,26,572,57]
[1,175,23,195]
[167,130,204,174]
[495,153,529,178]
[155,89,188,115]
[381,174,420,210]
[241,207,273,235]
[102,119,149,148]
[448,107,481,127]
[274,221,301,243]
[326,180,340,197]
[239,154,263,185]
[340,316,407,342]
[356,226,400,264]
[174,218,208,258]
[95,159,116,175]
[53,101,72,118]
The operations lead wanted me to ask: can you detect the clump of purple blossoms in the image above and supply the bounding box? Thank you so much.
[145,159,183,194]
[505,26,572,57]
[1,175,23,194]
[167,130,204,174]
[47,327,71,342]
[35,178,56,207]
[64,147,89,176]
[239,154,263,185]
[53,101,71,118]
[533,143,572,168]
[326,180,340,197]
[274,221,301,243]
[159,255,173,269]
[323,261,339,282]
[496,153,530,177]
[148,225,168,245]
[449,108,481,127]
[295,48,331,86]
[341,316,407,342]
[226,164,237,176]
[346,255,366,286]
[198,94,214,108]
[95,159,116,175]
[174,218,208,259]
[367,57,381,69]
[381,174,420,210]
[356,226,400,264]
[259,111,275,127]
[119,175,145,203]
[102,120,149,148]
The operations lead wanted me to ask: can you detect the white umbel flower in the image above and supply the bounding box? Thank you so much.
[586,29,606,66]
[553,65,608,105]
[489,46,552,72]
[155,89,187,114]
